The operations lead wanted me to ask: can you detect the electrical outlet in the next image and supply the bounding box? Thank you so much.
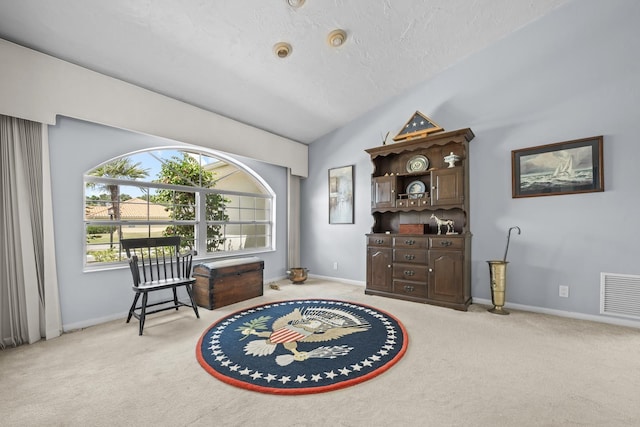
[559,285,569,298]
[333,262,338,270]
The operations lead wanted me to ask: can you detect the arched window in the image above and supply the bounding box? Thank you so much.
[83,148,274,267]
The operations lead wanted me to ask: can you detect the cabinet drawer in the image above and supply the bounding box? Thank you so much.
[393,264,428,282]
[393,249,427,264]
[393,280,428,299]
[393,236,428,249]
[396,198,431,208]
[429,237,464,250]
[368,235,392,246]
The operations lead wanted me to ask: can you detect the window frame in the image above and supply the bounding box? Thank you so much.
[83,148,276,271]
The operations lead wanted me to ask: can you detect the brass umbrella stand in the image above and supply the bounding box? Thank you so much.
[487,226,521,315]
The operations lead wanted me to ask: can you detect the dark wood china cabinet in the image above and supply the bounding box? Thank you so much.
[365,128,474,311]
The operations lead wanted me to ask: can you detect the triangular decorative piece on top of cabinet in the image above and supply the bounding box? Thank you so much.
[392,111,444,143]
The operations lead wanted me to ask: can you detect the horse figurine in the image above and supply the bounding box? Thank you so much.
[430,214,455,235]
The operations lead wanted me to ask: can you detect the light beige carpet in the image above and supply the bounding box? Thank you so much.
[1,279,639,426]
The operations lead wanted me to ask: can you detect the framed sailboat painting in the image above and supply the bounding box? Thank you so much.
[511,136,604,198]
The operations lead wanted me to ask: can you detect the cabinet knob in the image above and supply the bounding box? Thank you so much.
[387,265,391,268]
[432,186,436,190]
[429,268,433,272]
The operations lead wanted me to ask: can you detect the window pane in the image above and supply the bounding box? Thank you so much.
[225,207,240,221]
[119,196,151,222]
[205,193,229,221]
[163,224,196,250]
[254,198,267,209]
[239,196,255,209]
[206,223,226,252]
[86,223,123,264]
[255,209,269,221]
[239,209,255,221]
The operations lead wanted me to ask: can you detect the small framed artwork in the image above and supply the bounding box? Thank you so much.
[511,136,604,198]
[329,165,354,224]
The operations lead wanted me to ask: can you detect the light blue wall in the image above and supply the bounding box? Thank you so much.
[49,116,288,330]
[302,0,640,322]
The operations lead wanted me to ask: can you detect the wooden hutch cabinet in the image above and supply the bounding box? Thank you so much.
[365,128,474,311]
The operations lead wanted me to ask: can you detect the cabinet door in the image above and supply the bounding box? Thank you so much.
[428,250,463,303]
[431,167,463,206]
[367,247,392,292]
[372,176,396,209]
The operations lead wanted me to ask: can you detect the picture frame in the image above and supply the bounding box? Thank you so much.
[511,136,604,198]
[329,165,354,224]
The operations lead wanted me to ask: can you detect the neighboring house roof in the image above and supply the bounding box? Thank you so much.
[86,198,170,220]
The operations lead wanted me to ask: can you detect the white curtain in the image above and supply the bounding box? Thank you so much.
[0,114,61,348]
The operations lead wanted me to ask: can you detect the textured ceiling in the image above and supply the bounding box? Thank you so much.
[0,0,568,143]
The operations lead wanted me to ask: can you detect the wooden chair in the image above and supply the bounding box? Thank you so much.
[121,237,200,335]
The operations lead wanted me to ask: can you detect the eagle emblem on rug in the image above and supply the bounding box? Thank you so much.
[236,306,371,366]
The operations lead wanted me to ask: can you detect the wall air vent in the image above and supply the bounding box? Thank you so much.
[600,272,640,320]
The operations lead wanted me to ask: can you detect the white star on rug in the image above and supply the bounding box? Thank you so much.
[325,370,338,379]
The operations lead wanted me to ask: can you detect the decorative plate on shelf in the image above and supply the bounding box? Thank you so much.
[406,180,426,198]
[406,155,429,173]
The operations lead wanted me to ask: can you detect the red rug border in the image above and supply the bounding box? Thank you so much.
[195,298,409,395]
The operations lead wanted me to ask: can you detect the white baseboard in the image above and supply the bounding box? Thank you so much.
[307,273,365,287]
[63,311,129,333]
[473,298,640,329]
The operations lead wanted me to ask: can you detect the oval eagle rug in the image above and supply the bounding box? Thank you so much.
[196,299,408,395]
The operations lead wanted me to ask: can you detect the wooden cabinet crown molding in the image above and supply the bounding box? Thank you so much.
[365,128,474,159]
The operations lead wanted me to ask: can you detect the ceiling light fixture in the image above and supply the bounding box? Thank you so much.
[273,42,292,58]
[327,29,347,47]
[287,0,305,8]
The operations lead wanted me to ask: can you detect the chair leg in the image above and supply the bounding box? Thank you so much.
[172,287,179,311]
[139,293,148,336]
[127,292,140,323]
[185,284,200,318]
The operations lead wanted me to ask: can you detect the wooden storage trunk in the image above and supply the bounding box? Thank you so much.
[192,257,264,310]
